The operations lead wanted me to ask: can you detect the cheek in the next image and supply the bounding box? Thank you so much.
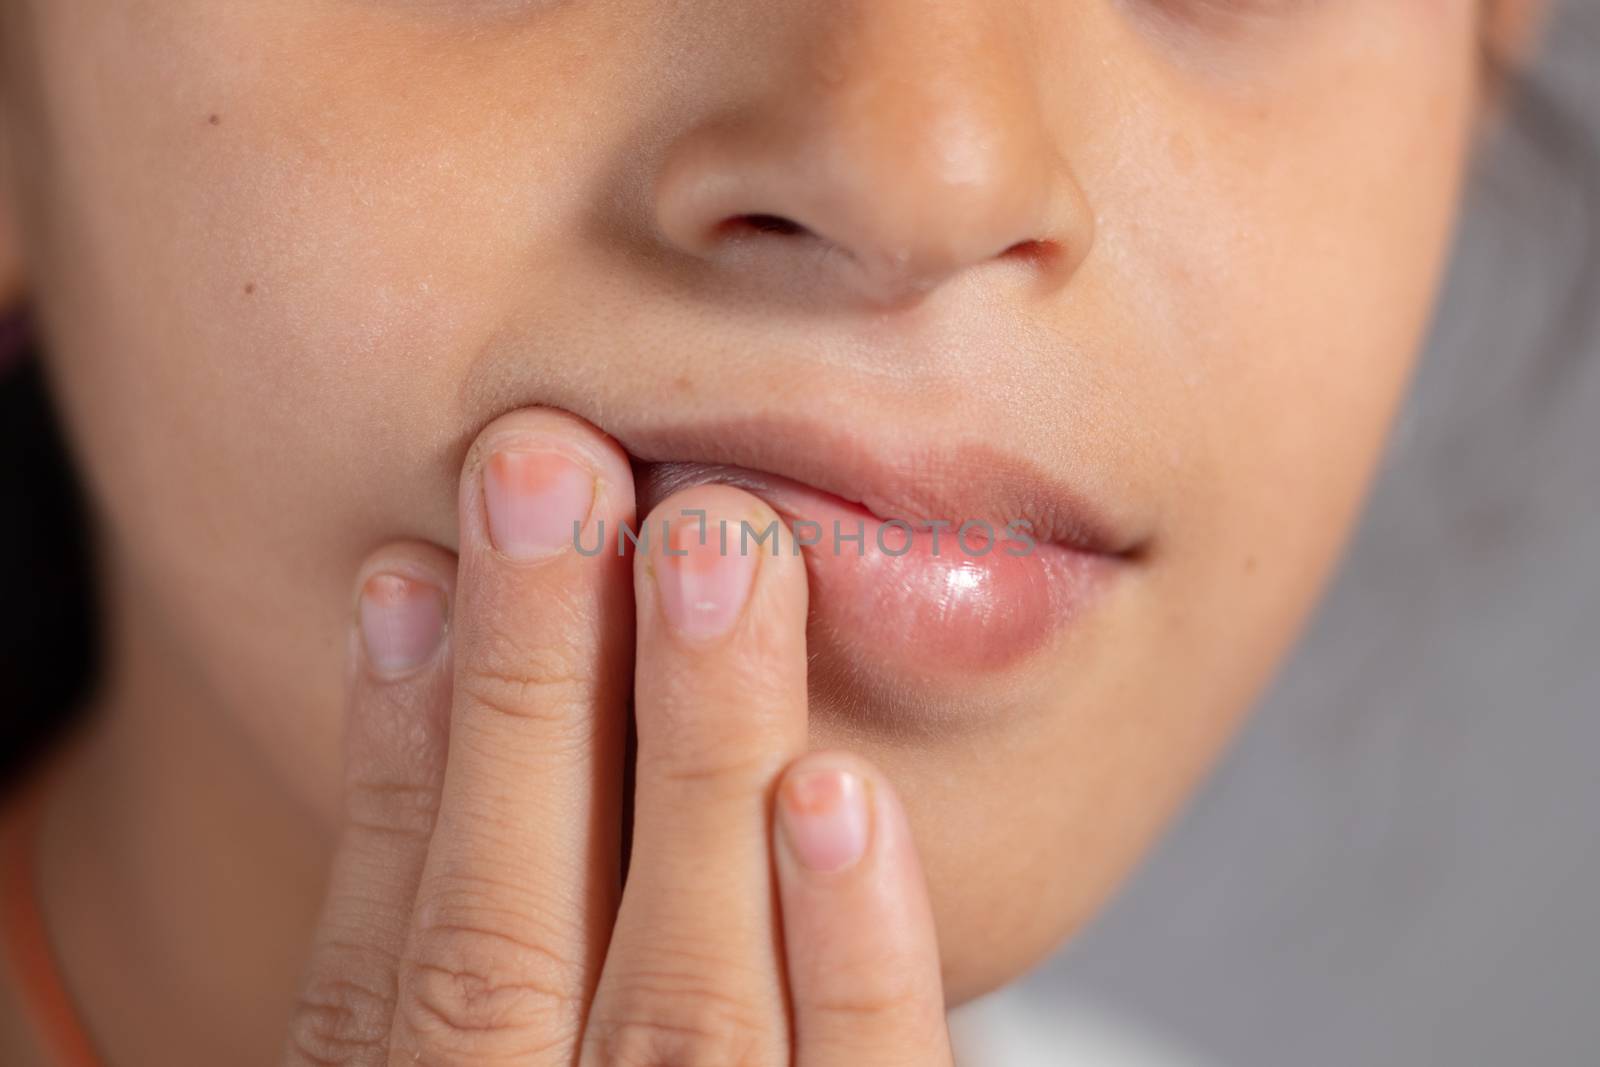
[856,14,1481,1002]
[38,3,534,539]
[32,0,638,551]
[13,1,566,814]
[1097,7,1482,723]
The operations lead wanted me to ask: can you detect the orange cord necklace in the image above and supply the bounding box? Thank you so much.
[0,772,106,1067]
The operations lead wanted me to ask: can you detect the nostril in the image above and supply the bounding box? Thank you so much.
[722,213,810,237]
[1001,237,1056,264]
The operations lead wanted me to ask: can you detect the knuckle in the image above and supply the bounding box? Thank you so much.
[397,913,583,1060]
[808,973,930,1025]
[587,960,775,1067]
[636,710,775,796]
[286,967,395,1066]
[641,681,789,769]
[649,747,773,795]
[799,958,949,1051]
[637,700,777,794]
[458,626,592,728]
[588,1010,771,1067]
[343,779,439,841]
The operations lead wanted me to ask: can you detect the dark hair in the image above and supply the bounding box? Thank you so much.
[0,36,1594,794]
[0,305,101,795]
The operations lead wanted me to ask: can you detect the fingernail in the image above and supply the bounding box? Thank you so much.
[779,768,870,873]
[654,511,759,639]
[359,573,446,676]
[483,448,594,561]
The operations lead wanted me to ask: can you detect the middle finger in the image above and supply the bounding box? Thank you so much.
[582,483,811,1065]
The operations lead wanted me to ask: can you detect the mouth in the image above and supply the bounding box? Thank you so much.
[610,416,1147,682]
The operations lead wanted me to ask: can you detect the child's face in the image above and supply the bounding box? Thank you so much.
[5,1,1487,1000]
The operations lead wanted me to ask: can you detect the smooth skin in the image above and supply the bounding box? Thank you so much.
[0,1,1548,1064]
[287,407,949,1065]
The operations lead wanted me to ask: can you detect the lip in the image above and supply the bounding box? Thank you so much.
[612,416,1146,680]
[620,417,1141,557]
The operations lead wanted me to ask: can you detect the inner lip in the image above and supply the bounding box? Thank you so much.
[631,457,1086,555]
[631,457,878,522]
[614,421,1146,560]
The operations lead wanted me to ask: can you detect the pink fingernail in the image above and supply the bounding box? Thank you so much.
[359,573,446,676]
[654,512,759,639]
[779,768,870,873]
[483,449,594,561]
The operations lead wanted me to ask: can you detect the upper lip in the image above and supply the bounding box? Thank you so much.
[608,415,1145,558]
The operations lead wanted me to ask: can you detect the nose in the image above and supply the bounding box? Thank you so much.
[651,3,1093,311]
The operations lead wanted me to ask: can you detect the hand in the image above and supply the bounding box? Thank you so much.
[282,407,954,1066]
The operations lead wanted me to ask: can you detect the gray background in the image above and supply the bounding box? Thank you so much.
[969,3,1600,1064]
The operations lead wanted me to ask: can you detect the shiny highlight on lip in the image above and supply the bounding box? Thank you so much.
[635,460,1120,678]
[760,475,1111,675]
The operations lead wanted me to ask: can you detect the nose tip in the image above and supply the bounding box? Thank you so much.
[651,28,1091,311]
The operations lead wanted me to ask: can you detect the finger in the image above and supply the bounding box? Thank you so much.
[389,408,636,1066]
[776,753,953,1067]
[581,484,810,1065]
[284,545,455,1067]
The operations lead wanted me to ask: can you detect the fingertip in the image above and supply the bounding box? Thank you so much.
[775,751,877,876]
[461,406,638,565]
[351,542,456,682]
[775,750,927,891]
[633,481,807,645]
[468,406,637,501]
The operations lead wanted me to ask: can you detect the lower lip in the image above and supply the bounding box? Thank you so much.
[722,475,1116,677]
